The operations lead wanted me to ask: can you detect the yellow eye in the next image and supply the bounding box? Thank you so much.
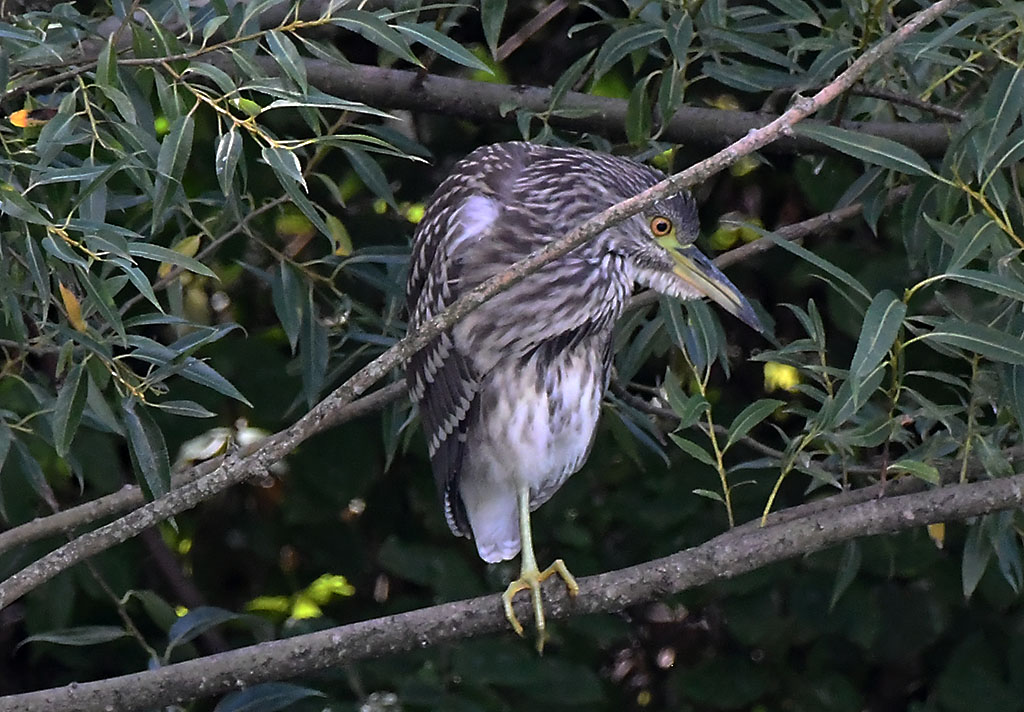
[650,216,673,237]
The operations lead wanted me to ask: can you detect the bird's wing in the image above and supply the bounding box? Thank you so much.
[407,151,515,537]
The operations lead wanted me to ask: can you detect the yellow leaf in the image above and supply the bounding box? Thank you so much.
[158,235,201,278]
[289,595,322,620]
[927,522,946,549]
[764,362,800,393]
[246,595,292,614]
[326,215,352,256]
[59,282,88,332]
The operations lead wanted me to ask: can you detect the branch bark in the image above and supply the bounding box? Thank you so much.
[2,469,1020,712]
[237,58,957,157]
[0,0,964,611]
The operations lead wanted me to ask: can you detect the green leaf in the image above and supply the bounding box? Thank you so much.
[848,290,905,398]
[762,229,871,301]
[691,488,724,503]
[923,320,1024,366]
[300,289,328,408]
[265,30,307,90]
[944,269,1024,303]
[17,626,128,651]
[168,606,242,651]
[665,10,693,63]
[625,73,654,146]
[53,360,89,458]
[152,115,195,229]
[341,146,396,209]
[215,129,242,196]
[128,242,217,279]
[333,9,421,66]
[725,399,784,451]
[765,0,820,25]
[829,540,861,610]
[395,22,492,73]
[271,261,304,352]
[0,183,50,225]
[213,683,326,712]
[155,400,216,418]
[664,375,709,429]
[794,124,934,177]
[962,524,991,599]
[122,398,171,501]
[550,50,595,109]
[980,65,1024,165]
[593,24,664,80]
[480,0,506,56]
[668,433,716,467]
[887,459,940,485]
[262,146,306,190]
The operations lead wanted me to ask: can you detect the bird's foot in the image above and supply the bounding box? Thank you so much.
[501,558,579,653]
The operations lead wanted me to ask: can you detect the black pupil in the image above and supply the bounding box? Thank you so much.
[655,219,669,233]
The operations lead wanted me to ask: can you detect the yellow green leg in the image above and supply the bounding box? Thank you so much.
[501,486,579,652]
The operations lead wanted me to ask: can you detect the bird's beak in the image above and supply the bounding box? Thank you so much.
[666,243,764,332]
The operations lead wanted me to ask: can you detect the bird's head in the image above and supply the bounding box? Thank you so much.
[615,193,764,333]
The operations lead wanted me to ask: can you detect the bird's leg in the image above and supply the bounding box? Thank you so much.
[501,486,579,652]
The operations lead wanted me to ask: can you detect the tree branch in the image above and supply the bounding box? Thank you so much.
[0,0,963,611]
[2,468,1020,712]
[229,58,957,157]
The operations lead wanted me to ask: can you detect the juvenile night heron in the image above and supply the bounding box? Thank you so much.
[406,142,761,649]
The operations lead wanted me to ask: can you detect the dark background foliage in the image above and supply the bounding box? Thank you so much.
[2,0,1024,710]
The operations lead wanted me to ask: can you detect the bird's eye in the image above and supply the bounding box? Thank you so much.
[650,216,673,237]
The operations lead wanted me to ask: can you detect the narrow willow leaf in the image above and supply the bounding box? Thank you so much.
[215,129,242,196]
[395,22,492,73]
[262,146,306,190]
[24,235,50,306]
[794,123,933,177]
[266,30,307,91]
[829,540,861,610]
[626,73,654,145]
[848,290,905,398]
[333,9,421,66]
[980,66,1024,165]
[167,607,241,651]
[765,0,820,25]
[480,0,506,56]
[668,433,716,467]
[725,398,784,451]
[152,115,195,228]
[53,360,89,457]
[887,459,940,485]
[924,320,1024,366]
[944,269,1024,302]
[341,146,396,208]
[155,400,216,418]
[665,10,693,63]
[762,229,871,301]
[122,398,171,500]
[271,261,304,352]
[962,524,991,599]
[549,50,595,108]
[692,488,724,502]
[128,242,217,279]
[0,183,50,225]
[300,290,328,408]
[593,24,664,80]
[16,626,128,651]
[213,683,326,712]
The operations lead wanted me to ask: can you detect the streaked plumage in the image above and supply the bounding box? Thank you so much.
[406,142,760,646]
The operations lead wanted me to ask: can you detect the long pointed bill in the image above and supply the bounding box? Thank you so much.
[668,244,765,333]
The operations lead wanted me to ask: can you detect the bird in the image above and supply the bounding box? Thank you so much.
[405,142,762,650]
